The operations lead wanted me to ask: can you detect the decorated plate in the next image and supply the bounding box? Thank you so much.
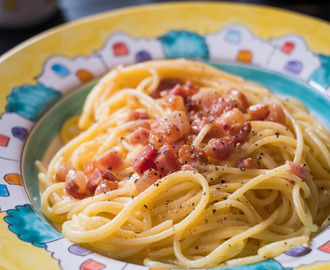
[0,2,329,270]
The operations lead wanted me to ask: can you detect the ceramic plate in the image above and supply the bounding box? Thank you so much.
[0,2,329,270]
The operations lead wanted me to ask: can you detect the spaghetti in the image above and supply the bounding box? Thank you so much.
[38,59,330,268]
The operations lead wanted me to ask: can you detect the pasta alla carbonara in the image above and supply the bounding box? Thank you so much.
[38,59,330,268]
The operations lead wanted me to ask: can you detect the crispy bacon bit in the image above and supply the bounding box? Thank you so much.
[219,108,245,125]
[210,98,235,117]
[155,145,181,177]
[181,164,198,172]
[184,81,199,96]
[131,144,158,175]
[286,161,309,180]
[65,170,88,199]
[133,121,151,130]
[135,168,161,193]
[86,168,117,194]
[205,137,235,161]
[223,89,249,112]
[265,103,286,125]
[94,179,119,195]
[168,140,185,154]
[126,110,149,122]
[248,104,270,120]
[190,116,211,134]
[192,90,221,111]
[150,78,183,98]
[129,127,150,145]
[149,111,190,146]
[231,121,251,145]
[217,108,251,144]
[163,94,186,111]
[178,144,208,167]
[84,160,95,179]
[168,84,188,100]
[54,163,74,182]
[95,149,123,171]
[150,122,183,145]
[236,157,260,170]
[167,111,190,135]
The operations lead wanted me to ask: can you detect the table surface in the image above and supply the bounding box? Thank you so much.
[0,0,329,57]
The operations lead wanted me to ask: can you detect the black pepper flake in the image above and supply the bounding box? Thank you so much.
[240,167,245,171]
[212,209,216,214]
[275,132,280,138]
[144,205,148,209]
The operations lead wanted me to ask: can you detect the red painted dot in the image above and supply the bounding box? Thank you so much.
[80,259,105,270]
[318,241,330,253]
[113,42,129,56]
[281,42,295,54]
[0,134,10,147]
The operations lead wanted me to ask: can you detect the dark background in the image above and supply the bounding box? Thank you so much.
[0,0,329,57]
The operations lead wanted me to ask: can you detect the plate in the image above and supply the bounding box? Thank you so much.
[0,2,329,270]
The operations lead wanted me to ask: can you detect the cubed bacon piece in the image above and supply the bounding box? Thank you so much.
[65,170,88,199]
[155,145,181,177]
[265,103,286,125]
[135,168,161,193]
[163,94,186,111]
[236,157,260,170]
[184,81,199,96]
[286,161,309,180]
[86,168,117,194]
[131,144,158,175]
[54,163,74,182]
[230,121,251,145]
[219,108,245,125]
[223,89,249,112]
[178,144,208,166]
[126,110,149,122]
[132,121,151,130]
[181,164,198,172]
[149,122,183,146]
[217,108,251,144]
[205,137,235,161]
[84,160,95,179]
[168,84,188,100]
[94,179,119,195]
[129,127,150,145]
[210,97,235,117]
[150,78,182,98]
[167,111,190,135]
[248,104,270,120]
[190,116,211,134]
[95,149,123,171]
[192,90,221,112]
[168,140,185,154]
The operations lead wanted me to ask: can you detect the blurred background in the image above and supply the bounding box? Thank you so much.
[0,0,329,56]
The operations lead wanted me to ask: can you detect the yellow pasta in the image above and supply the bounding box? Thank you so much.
[39,59,330,269]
